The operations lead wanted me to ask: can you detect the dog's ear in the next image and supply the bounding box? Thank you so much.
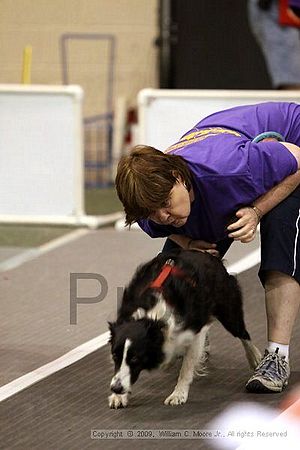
[155,319,166,330]
[146,319,166,340]
[108,321,115,330]
[108,321,117,340]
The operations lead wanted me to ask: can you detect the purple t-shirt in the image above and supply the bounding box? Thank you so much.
[139,102,299,242]
[289,1,300,9]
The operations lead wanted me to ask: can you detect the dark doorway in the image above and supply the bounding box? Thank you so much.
[158,0,272,89]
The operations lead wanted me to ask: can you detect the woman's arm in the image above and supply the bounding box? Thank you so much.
[227,169,300,242]
[227,141,300,243]
[281,142,300,167]
[252,168,300,215]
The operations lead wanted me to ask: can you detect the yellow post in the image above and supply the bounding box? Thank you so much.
[21,45,32,84]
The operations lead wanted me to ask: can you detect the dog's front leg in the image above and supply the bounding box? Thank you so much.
[164,340,197,406]
[164,329,207,406]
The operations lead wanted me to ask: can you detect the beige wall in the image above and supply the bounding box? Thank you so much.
[0,0,159,116]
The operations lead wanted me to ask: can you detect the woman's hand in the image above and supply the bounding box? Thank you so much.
[227,206,260,243]
[187,239,219,257]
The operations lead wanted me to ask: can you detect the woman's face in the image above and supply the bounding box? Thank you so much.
[148,179,192,227]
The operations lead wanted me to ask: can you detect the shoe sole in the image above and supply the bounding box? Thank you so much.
[246,379,287,393]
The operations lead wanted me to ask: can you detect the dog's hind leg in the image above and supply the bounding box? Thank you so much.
[240,339,262,369]
[216,315,261,370]
[216,313,261,370]
[194,326,211,376]
[164,325,210,406]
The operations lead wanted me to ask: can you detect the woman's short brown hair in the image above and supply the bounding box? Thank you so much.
[115,145,192,225]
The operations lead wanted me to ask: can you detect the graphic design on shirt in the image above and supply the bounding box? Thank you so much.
[165,127,242,153]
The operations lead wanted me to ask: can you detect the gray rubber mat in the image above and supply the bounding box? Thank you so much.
[1,266,300,450]
[0,229,164,385]
[0,246,29,264]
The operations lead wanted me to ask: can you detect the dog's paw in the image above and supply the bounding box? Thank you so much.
[108,393,128,409]
[244,342,262,369]
[194,363,208,378]
[164,389,188,406]
[250,348,262,369]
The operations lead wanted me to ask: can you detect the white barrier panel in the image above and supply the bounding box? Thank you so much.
[138,89,300,149]
[0,84,121,227]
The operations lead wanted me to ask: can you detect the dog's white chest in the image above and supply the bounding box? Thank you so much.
[131,294,195,361]
[163,326,195,362]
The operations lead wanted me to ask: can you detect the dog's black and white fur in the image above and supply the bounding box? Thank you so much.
[108,249,261,408]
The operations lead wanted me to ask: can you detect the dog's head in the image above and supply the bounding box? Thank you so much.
[108,318,166,394]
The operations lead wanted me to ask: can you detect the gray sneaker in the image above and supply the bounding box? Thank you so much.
[246,348,290,393]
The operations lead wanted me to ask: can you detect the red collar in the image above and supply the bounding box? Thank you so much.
[149,259,195,290]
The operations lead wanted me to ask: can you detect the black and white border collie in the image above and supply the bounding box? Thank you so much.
[108,249,261,408]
